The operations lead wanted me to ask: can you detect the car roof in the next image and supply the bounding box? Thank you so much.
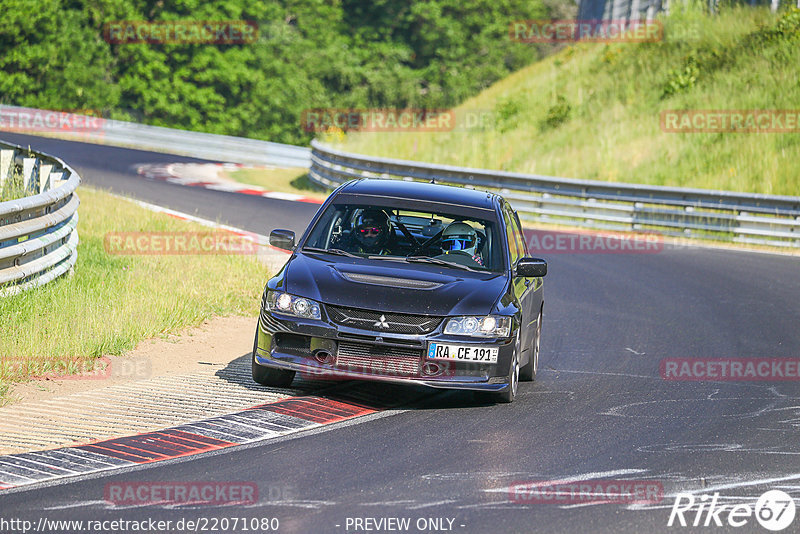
[336,179,501,211]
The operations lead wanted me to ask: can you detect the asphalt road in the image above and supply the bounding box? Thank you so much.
[0,132,320,237]
[1,133,800,534]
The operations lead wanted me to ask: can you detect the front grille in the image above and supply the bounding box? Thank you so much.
[338,332,424,347]
[326,305,443,334]
[336,342,422,377]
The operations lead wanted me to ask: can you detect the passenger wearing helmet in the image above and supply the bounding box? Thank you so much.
[441,222,483,266]
[347,209,392,254]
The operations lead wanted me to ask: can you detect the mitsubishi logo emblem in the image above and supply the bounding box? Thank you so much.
[374,314,390,329]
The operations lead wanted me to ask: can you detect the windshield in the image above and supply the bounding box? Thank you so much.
[303,203,505,273]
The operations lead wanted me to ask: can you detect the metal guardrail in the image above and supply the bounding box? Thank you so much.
[578,0,663,23]
[309,140,800,248]
[3,106,798,249]
[0,106,311,168]
[0,140,80,296]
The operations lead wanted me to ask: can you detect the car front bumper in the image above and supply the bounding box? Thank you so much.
[254,310,516,392]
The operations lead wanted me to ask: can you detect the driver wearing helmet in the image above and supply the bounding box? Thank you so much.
[347,209,392,255]
[441,222,483,266]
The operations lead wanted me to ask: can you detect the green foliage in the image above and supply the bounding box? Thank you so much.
[0,0,118,109]
[494,96,523,133]
[661,8,800,99]
[0,0,552,145]
[747,6,800,48]
[540,95,571,130]
[662,54,699,98]
[335,7,800,196]
[0,168,25,201]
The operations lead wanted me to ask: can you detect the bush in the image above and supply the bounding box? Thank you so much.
[540,95,571,130]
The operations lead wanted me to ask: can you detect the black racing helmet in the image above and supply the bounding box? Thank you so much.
[354,209,390,251]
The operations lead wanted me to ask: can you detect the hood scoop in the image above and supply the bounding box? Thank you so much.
[338,271,443,290]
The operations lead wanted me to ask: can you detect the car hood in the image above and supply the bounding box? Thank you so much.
[283,252,508,316]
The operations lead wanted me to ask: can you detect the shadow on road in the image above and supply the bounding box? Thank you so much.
[214,352,523,411]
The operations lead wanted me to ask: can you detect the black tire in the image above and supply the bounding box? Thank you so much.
[479,330,520,404]
[251,328,295,387]
[520,307,542,382]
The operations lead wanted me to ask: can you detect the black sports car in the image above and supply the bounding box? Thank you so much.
[253,179,547,402]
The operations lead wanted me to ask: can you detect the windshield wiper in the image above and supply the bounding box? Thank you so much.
[405,256,482,272]
[303,247,360,258]
[366,254,406,261]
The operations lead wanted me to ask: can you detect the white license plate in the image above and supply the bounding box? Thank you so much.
[427,343,498,363]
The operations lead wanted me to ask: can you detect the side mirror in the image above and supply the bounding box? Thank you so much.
[516,257,547,278]
[269,229,295,251]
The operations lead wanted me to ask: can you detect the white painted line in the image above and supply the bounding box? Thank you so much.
[665,472,800,498]
[261,191,306,201]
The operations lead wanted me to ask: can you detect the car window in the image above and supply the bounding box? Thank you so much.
[504,205,521,267]
[303,203,505,272]
[511,211,528,258]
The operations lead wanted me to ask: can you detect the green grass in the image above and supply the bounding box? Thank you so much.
[0,186,271,404]
[1,163,28,202]
[332,7,800,196]
[223,167,328,200]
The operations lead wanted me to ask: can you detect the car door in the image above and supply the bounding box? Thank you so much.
[510,209,542,353]
[503,203,533,353]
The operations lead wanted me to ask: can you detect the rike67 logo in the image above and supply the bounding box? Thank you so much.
[668,490,796,531]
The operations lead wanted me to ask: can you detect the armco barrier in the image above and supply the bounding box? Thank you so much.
[309,140,800,248]
[3,106,797,248]
[0,140,80,296]
[0,105,311,168]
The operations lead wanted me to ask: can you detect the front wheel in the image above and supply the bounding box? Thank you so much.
[251,328,295,387]
[520,308,542,382]
[478,331,520,404]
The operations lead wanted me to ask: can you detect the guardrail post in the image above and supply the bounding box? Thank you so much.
[796,217,800,248]
[0,149,13,189]
[22,157,39,194]
[49,170,65,185]
[39,163,53,192]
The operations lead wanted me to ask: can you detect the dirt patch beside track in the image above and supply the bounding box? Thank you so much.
[0,316,299,455]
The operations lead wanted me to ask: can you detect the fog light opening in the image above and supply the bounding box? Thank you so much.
[314,350,334,364]
[422,361,443,376]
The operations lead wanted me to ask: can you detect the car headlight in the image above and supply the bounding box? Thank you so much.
[266,291,321,320]
[443,315,511,337]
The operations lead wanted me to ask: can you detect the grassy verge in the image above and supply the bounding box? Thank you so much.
[0,186,270,404]
[223,167,328,200]
[0,157,28,202]
[332,7,800,196]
